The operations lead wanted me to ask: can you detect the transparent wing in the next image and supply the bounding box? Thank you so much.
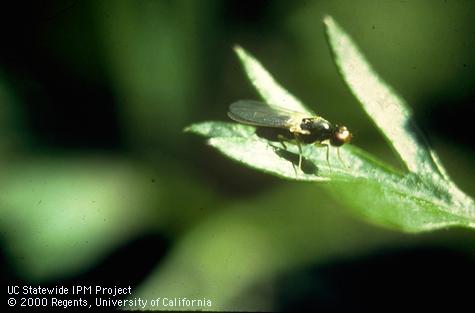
[228,100,308,128]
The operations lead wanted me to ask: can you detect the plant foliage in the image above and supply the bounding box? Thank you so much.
[186,16,475,232]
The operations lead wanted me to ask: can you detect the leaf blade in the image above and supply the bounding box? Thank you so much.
[234,45,313,115]
[186,122,399,182]
[186,121,475,232]
[187,28,475,232]
[323,16,446,181]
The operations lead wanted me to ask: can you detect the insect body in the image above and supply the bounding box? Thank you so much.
[228,100,352,170]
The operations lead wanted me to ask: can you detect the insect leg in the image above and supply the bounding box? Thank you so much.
[337,148,348,168]
[315,142,331,171]
[277,134,298,174]
[297,142,303,170]
[325,144,331,171]
[276,134,288,150]
[293,133,303,170]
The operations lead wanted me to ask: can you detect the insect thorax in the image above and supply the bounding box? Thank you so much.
[299,117,334,144]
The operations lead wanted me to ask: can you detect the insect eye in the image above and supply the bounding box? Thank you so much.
[337,127,352,141]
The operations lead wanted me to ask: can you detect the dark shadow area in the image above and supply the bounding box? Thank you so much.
[273,147,317,175]
[271,246,474,311]
[0,1,122,152]
[1,233,170,308]
[404,115,435,151]
[420,93,475,151]
[256,127,319,174]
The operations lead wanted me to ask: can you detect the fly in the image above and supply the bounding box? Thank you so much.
[227,100,353,170]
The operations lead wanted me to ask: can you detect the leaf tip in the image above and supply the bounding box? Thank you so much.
[233,44,242,52]
[233,44,247,61]
[183,125,193,133]
[323,15,335,28]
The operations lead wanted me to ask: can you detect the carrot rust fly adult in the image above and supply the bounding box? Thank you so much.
[228,100,352,171]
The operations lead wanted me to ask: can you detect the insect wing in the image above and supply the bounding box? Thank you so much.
[228,100,305,128]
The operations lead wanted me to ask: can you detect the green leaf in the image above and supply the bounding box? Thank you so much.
[234,45,313,115]
[322,16,475,231]
[186,17,475,232]
[0,158,158,279]
[187,122,475,231]
[324,16,447,181]
[186,121,401,182]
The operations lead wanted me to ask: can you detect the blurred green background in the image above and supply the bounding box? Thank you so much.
[1,0,474,311]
